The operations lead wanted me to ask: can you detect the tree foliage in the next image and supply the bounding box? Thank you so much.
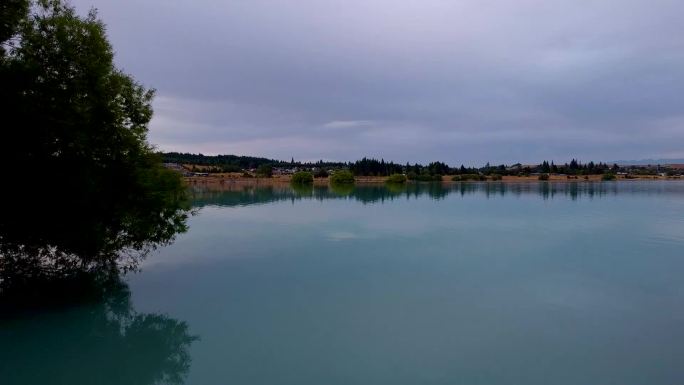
[330,170,355,184]
[291,171,313,184]
[386,174,407,183]
[350,157,403,176]
[0,0,189,282]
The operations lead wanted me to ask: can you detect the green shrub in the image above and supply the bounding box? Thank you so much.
[409,174,442,182]
[330,170,355,184]
[452,174,485,181]
[386,174,407,183]
[538,173,550,181]
[602,173,616,181]
[291,171,314,184]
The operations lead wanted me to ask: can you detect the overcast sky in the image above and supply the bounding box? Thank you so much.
[72,0,684,165]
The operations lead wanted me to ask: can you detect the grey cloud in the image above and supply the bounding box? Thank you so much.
[73,0,684,164]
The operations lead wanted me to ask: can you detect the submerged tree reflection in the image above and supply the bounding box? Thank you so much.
[0,273,198,385]
[188,180,676,209]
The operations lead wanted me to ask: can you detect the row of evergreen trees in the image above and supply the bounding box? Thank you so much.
[162,153,624,177]
[537,159,618,175]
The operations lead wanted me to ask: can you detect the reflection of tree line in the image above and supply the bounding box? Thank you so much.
[0,273,197,385]
[189,181,684,208]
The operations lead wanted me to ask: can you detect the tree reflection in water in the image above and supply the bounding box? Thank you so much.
[0,273,198,385]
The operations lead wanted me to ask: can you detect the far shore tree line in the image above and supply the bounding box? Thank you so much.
[162,153,684,179]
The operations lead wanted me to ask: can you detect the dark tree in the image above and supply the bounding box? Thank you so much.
[350,157,404,176]
[0,0,29,52]
[0,1,189,283]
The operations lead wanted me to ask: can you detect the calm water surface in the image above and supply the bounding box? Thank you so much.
[3,181,684,384]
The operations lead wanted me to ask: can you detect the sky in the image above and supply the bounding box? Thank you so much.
[71,0,684,165]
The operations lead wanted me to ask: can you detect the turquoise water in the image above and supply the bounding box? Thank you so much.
[3,181,684,384]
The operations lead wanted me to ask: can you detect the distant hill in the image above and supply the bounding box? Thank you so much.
[611,158,684,165]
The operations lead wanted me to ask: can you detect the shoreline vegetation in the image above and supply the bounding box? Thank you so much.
[181,172,680,187]
[162,153,684,186]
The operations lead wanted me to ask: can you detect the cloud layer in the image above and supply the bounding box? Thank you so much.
[73,0,684,164]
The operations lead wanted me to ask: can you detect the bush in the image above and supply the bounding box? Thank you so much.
[602,173,617,181]
[241,172,253,178]
[408,173,442,182]
[330,170,355,184]
[386,174,407,183]
[538,173,550,181]
[291,171,314,184]
[452,174,485,181]
[490,174,502,181]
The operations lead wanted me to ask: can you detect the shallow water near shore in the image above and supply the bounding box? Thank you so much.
[3,181,684,384]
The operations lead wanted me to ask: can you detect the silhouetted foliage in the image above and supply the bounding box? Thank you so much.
[162,152,345,171]
[350,157,404,176]
[0,0,28,54]
[426,161,450,175]
[533,159,614,175]
[0,1,189,282]
[161,151,670,179]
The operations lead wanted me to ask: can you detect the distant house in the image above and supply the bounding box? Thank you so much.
[273,167,297,175]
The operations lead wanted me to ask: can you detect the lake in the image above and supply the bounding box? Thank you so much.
[3,181,684,384]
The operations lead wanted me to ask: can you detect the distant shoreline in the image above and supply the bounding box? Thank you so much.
[183,174,680,186]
